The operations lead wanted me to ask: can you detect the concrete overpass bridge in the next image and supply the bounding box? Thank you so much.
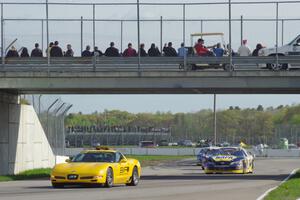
[1,56,300,175]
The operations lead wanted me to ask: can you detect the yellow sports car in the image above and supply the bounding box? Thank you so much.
[51,147,141,188]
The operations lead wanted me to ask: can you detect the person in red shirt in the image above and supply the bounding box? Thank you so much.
[123,43,137,57]
[194,38,213,56]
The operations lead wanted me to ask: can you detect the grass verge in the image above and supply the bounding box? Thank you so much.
[0,168,51,182]
[264,169,300,200]
[126,155,193,166]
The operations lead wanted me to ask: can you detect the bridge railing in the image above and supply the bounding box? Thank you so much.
[1,56,300,71]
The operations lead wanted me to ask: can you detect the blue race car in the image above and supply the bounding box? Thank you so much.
[203,147,254,174]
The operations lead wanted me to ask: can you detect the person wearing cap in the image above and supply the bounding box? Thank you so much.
[238,39,251,56]
[6,46,19,58]
[194,38,211,56]
[104,42,120,57]
[123,43,137,57]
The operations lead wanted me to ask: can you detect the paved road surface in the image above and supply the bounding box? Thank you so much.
[0,158,299,200]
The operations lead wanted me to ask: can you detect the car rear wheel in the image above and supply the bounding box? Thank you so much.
[127,167,139,186]
[104,168,114,188]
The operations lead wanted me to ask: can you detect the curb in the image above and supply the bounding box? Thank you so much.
[256,168,299,200]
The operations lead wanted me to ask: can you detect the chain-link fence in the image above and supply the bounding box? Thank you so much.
[24,95,72,155]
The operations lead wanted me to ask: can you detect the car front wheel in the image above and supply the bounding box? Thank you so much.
[104,168,114,188]
[127,167,139,186]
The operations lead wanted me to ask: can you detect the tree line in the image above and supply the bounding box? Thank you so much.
[65,104,300,146]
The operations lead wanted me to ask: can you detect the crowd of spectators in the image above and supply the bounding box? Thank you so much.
[4,39,265,58]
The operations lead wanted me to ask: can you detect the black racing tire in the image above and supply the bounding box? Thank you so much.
[52,183,64,188]
[126,166,139,186]
[104,167,114,188]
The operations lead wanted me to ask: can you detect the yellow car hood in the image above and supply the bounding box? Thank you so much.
[52,162,109,175]
[212,155,237,162]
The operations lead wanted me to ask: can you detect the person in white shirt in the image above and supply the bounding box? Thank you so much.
[238,39,251,56]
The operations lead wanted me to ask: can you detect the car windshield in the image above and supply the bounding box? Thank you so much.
[218,148,245,157]
[72,152,116,163]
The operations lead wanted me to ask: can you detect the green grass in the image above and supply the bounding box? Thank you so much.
[0,168,51,182]
[264,170,300,200]
[126,155,193,166]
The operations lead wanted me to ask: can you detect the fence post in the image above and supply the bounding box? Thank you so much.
[1,3,4,66]
[41,19,44,53]
[80,16,83,54]
[281,19,284,46]
[46,0,50,66]
[228,0,233,71]
[275,2,279,69]
[137,0,141,72]
[160,16,163,54]
[183,4,187,69]
[92,4,96,51]
[240,15,243,46]
[120,20,123,53]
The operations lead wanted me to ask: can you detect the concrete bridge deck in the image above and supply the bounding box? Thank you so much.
[1,56,300,94]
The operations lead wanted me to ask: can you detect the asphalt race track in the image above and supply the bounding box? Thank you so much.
[0,158,299,200]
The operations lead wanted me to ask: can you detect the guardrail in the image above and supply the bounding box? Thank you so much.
[1,56,300,72]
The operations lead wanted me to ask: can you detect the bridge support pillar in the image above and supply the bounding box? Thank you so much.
[0,92,55,175]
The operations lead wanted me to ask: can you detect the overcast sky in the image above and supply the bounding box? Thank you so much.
[4,0,300,113]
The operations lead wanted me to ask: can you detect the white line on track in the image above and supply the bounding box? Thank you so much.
[256,168,299,200]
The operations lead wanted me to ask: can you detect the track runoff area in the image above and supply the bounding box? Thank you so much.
[0,158,299,200]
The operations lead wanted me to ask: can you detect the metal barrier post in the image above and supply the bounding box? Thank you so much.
[276,2,279,69]
[1,3,4,66]
[80,16,83,54]
[120,20,123,53]
[160,16,163,54]
[200,20,203,34]
[137,0,141,72]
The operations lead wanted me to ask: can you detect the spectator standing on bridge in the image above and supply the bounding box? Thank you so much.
[6,46,19,58]
[237,39,251,56]
[213,43,224,57]
[20,47,29,57]
[46,42,54,57]
[31,43,43,57]
[178,42,188,57]
[105,42,120,57]
[252,43,263,56]
[139,43,147,57]
[148,43,161,57]
[163,42,177,57]
[92,46,103,57]
[50,41,63,57]
[64,44,74,57]
[82,45,92,57]
[123,43,137,57]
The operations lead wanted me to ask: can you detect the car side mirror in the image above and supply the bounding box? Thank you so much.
[120,158,127,163]
[65,159,71,163]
